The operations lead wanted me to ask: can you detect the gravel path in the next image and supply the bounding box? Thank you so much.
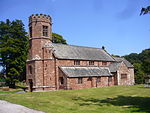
[0,100,45,113]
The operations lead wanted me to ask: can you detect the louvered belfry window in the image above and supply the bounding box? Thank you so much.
[43,26,48,37]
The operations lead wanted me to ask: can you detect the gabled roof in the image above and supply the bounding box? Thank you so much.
[113,57,134,68]
[60,66,112,77]
[52,43,115,61]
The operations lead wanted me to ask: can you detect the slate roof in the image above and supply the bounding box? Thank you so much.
[113,57,134,68]
[109,62,122,72]
[52,43,115,61]
[60,67,112,77]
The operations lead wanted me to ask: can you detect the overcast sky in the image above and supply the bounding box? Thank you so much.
[0,0,150,56]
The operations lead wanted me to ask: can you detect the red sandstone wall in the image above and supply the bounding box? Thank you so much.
[67,76,114,90]
[129,68,135,85]
[29,39,51,60]
[57,59,111,67]
[68,77,93,90]
[26,61,36,86]
[117,63,131,85]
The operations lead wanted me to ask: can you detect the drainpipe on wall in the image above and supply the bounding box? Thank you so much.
[117,71,120,85]
[42,48,45,90]
[54,58,58,90]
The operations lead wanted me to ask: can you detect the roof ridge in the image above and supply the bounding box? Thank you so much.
[60,66,100,68]
[52,43,102,50]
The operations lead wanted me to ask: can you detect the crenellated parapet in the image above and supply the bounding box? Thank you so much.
[29,14,52,25]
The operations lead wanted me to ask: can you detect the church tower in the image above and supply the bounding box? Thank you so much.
[26,14,56,91]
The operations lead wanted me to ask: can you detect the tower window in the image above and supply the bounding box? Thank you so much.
[43,26,48,37]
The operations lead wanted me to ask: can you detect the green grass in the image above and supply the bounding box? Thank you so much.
[0,89,23,94]
[0,85,150,113]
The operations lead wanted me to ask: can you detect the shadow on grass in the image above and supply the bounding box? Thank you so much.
[73,96,150,113]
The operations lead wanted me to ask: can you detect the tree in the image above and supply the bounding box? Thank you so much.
[124,48,150,84]
[52,33,67,44]
[124,53,141,64]
[140,6,150,15]
[139,49,150,75]
[133,63,145,84]
[0,19,29,88]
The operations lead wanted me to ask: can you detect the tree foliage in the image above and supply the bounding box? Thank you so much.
[0,19,29,87]
[140,6,150,15]
[52,33,67,44]
[124,48,150,84]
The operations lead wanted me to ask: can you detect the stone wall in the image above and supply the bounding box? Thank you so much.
[129,68,135,85]
[57,59,111,67]
[117,62,133,85]
[66,76,114,90]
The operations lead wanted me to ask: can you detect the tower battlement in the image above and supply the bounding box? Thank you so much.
[29,14,52,25]
[28,13,52,38]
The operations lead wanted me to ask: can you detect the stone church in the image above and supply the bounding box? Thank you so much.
[26,14,134,91]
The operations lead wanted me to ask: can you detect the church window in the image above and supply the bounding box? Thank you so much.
[74,60,80,65]
[97,77,101,83]
[102,61,107,66]
[43,26,48,37]
[78,78,83,84]
[121,74,127,79]
[89,61,94,65]
[87,77,92,81]
[108,77,112,82]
